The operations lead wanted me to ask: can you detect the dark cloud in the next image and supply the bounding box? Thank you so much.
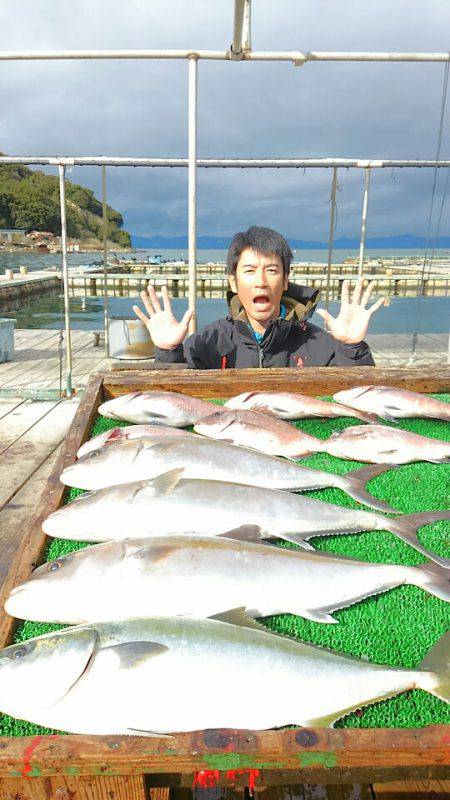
[1,0,450,240]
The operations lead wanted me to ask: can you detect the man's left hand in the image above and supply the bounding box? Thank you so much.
[316,278,386,344]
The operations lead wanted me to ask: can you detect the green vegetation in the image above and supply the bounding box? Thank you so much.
[0,161,131,247]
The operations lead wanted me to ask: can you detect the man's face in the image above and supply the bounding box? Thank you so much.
[228,248,289,333]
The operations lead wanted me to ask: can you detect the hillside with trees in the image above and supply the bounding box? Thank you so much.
[0,161,131,247]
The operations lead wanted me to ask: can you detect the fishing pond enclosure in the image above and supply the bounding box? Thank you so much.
[0,366,448,799]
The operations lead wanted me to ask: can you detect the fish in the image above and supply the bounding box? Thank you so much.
[0,612,448,734]
[43,469,450,566]
[98,390,215,426]
[333,386,450,423]
[60,434,397,512]
[321,424,450,465]
[225,390,377,423]
[77,424,194,459]
[6,533,450,625]
[194,407,322,458]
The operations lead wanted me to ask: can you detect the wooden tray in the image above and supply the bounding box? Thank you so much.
[0,366,448,799]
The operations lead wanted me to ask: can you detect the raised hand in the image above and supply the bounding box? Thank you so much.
[316,278,386,344]
[133,285,194,350]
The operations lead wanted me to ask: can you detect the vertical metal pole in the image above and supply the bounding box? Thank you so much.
[58,164,73,398]
[102,166,110,357]
[358,167,371,277]
[325,167,338,310]
[188,55,198,335]
[242,0,252,53]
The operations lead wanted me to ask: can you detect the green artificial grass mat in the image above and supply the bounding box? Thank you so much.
[1,394,449,736]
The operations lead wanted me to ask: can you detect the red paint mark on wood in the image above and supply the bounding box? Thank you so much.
[193,769,220,788]
[22,735,44,777]
[226,768,260,795]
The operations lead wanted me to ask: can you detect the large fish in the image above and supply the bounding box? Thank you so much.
[77,425,193,459]
[333,386,450,423]
[194,407,321,458]
[98,391,215,426]
[6,533,450,624]
[0,612,447,734]
[225,391,376,423]
[60,434,396,512]
[43,469,450,566]
[322,424,450,465]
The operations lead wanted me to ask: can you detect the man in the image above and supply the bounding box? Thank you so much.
[133,226,384,369]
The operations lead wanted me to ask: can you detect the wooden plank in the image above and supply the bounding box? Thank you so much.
[0,445,60,593]
[0,331,63,377]
[0,399,26,421]
[0,373,103,650]
[0,775,148,799]
[0,726,447,782]
[0,399,78,512]
[0,400,60,456]
[372,779,450,798]
[0,332,93,388]
[102,366,450,400]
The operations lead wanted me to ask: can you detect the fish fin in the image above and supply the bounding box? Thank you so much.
[250,404,280,417]
[338,463,400,513]
[133,542,180,562]
[415,561,450,602]
[107,641,169,668]
[301,609,339,624]
[127,728,174,738]
[217,525,265,543]
[387,511,450,567]
[224,391,254,407]
[141,440,179,453]
[377,413,399,423]
[278,534,316,550]
[150,468,185,495]
[209,607,267,632]
[418,632,450,703]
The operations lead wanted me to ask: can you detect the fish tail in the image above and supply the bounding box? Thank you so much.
[413,561,450,602]
[418,632,450,703]
[388,511,450,568]
[338,464,399,513]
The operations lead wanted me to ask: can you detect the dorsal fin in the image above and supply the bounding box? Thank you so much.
[208,608,268,632]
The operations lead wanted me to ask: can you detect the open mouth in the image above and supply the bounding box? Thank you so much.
[253,294,271,308]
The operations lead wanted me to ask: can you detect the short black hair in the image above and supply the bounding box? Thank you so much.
[226,226,293,275]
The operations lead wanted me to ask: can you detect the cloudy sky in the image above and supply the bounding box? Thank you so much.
[1,0,450,242]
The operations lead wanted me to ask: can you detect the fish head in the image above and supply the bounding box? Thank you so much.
[224,392,255,410]
[42,489,105,539]
[194,408,237,437]
[98,392,143,421]
[77,427,125,459]
[0,627,98,717]
[5,543,125,623]
[60,440,145,490]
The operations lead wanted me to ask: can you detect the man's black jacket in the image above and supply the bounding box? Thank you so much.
[155,283,375,369]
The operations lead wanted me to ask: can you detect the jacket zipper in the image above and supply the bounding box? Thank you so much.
[258,346,263,368]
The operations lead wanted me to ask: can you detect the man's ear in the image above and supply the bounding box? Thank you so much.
[228,273,237,293]
[283,273,289,292]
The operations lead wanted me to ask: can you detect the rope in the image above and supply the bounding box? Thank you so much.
[409,60,450,362]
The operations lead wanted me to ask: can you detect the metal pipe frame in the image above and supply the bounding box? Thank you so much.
[2,156,450,168]
[232,1,246,56]
[324,167,338,309]
[188,56,198,334]
[57,165,73,398]
[1,49,450,63]
[102,166,110,357]
[358,167,371,277]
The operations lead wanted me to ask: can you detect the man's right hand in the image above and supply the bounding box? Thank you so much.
[133,285,194,350]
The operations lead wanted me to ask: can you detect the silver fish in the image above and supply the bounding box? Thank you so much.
[60,434,397,512]
[43,469,450,566]
[0,613,447,734]
[334,386,450,423]
[6,533,450,624]
[194,407,321,458]
[98,390,215,426]
[225,390,377,423]
[77,425,193,459]
[322,424,450,465]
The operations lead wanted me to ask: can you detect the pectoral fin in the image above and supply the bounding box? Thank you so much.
[107,641,169,669]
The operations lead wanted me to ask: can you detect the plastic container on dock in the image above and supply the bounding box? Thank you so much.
[0,318,15,362]
[108,316,154,360]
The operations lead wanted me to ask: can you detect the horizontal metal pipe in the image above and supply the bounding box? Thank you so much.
[0,49,450,63]
[2,156,450,169]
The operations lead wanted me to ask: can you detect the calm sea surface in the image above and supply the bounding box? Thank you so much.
[0,248,448,334]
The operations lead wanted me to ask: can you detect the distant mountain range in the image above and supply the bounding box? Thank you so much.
[131,233,450,250]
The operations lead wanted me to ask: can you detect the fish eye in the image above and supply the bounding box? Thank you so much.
[88,450,100,459]
[11,646,28,660]
[49,561,62,572]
